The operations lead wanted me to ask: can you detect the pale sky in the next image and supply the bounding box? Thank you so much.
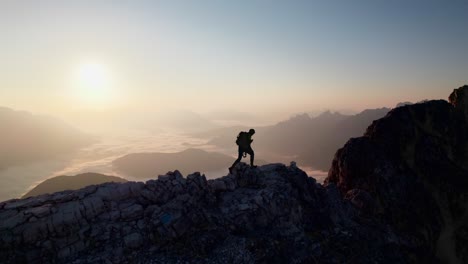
[0,0,467,125]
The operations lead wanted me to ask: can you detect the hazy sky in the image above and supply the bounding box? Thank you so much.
[1,0,467,122]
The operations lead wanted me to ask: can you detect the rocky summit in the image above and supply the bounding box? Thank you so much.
[327,85,468,264]
[1,85,468,264]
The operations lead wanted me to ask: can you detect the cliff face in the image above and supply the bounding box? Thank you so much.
[326,85,468,264]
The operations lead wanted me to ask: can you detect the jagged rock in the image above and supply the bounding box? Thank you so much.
[344,188,375,216]
[208,180,227,192]
[120,203,143,220]
[25,204,52,218]
[124,232,143,249]
[326,84,468,264]
[449,84,468,120]
[0,162,340,263]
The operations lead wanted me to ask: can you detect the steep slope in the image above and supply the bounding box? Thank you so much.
[326,85,468,264]
[22,173,127,198]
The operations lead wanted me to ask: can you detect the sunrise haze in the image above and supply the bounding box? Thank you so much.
[1,0,467,131]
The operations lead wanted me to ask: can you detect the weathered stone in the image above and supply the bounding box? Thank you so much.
[209,180,227,192]
[81,196,105,218]
[238,204,250,211]
[157,175,170,181]
[344,189,375,215]
[1,212,29,229]
[449,84,468,120]
[4,198,42,210]
[124,232,143,249]
[25,204,51,218]
[145,205,161,217]
[121,204,143,220]
[140,188,158,202]
[172,216,191,236]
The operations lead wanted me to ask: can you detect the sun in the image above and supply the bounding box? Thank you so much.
[79,63,108,89]
[72,62,113,106]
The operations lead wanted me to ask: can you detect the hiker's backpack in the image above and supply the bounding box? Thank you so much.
[236,132,250,148]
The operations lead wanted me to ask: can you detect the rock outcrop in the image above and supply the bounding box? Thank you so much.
[326,85,468,264]
[0,162,408,264]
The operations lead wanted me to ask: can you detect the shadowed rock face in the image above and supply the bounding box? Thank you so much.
[326,85,468,264]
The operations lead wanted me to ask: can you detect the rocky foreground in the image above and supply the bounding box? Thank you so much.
[1,86,468,264]
[1,163,351,264]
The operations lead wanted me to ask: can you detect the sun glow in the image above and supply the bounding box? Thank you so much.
[71,62,114,106]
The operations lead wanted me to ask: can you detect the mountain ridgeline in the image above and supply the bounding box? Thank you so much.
[0,85,467,263]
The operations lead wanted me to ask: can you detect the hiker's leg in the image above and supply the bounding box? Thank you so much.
[247,147,255,166]
[230,147,243,168]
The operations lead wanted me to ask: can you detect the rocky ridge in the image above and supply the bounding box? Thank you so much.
[1,85,467,263]
[0,162,402,264]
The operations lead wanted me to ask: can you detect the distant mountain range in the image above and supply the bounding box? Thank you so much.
[0,107,94,170]
[197,108,391,170]
[22,172,127,198]
[112,148,267,179]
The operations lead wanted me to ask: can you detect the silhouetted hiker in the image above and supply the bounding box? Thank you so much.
[229,128,256,173]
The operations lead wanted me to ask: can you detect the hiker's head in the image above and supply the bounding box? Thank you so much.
[249,128,255,135]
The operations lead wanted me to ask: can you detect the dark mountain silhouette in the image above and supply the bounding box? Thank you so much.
[295,108,390,169]
[22,173,127,198]
[326,85,468,263]
[0,107,94,170]
[199,108,389,170]
[112,148,267,179]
